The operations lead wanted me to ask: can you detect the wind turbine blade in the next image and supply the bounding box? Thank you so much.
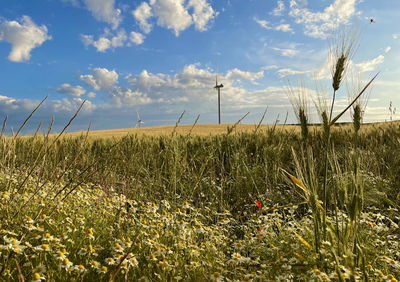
[136,110,140,120]
[216,64,218,86]
[206,87,215,96]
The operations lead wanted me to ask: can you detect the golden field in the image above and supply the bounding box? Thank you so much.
[62,121,397,139]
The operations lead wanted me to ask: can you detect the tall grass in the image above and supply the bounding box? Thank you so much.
[347,71,371,136]
[286,78,310,144]
[283,26,386,280]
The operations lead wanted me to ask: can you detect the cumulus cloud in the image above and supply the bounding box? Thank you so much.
[132,2,153,34]
[0,95,95,125]
[82,0,122,29]
[81,29,128,52]
[132,0,216,36]
[187,0,217,31]
[226,68,264,83]
[54,83,86,97]
[52,97,96,113]
[79,68,119,91]
[150,0,192,36]
[127,64,266,94]
[289,0,357,38]
[111,29,128,47]
[110,87,152,106]
[171,64,215,89]
[123,64,277,112]
[0,15,51,62]
[130,31,145,45]
[0,95,37,112]
[79,67,152,107]
[272,0,285,16]
[356,55,384,73]
[81,35,111,52]
[126,70,166,90]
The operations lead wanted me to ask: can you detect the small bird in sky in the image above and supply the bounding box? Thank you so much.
[370,18,375,24]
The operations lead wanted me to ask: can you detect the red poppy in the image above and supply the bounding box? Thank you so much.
[255,200,261,208]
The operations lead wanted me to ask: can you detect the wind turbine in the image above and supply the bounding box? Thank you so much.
[213,68,224,124]
[136,110,144,128]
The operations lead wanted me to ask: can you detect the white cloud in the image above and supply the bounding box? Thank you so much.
[123,64,281,111]
[81,29,128,52]
[91,37,111,51]
[79,68,152,107]
[262,65,279,70]
[52,97,96,113]
[54,83,86,97]
[126,64,267,96]
[82,35,111,52]
[0,16,51,62]
[126,70,166,90]
[132,2,153,34]
[82,0,122,29]
[87,92,97,98]
[171,64,214,89]
[272,0,285,16]
[255,18,293,33]
[0,95,35,111]
[385,46,391,53]
[356,55,384,73]
[111,29,127,47]
[0,95,95,123]
[275,23,293,33]
[289,0,357,38]
[226,68,264,83]
[150,0,192,36]
[272,47,299,57]
[187,0,217,31]
[254,17,272,30]
[393,34,399,40]
[110,87,152,106]
[79,68,119,91]
[277,68,308,77]
[130,31,145,45]
[313,57,331,80]
[132,0,216,36]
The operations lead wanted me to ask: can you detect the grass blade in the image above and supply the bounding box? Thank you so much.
[330,72,379,126]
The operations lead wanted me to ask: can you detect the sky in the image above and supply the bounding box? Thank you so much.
[0,0,400,134]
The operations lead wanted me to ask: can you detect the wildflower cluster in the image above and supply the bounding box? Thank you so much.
[0,171,398,281]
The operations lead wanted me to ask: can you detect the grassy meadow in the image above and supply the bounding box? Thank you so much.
[1,28,400,281]
[0,120,400,281]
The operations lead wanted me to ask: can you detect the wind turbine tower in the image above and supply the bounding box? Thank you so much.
[136,110,144,128]
[214,73,224,124]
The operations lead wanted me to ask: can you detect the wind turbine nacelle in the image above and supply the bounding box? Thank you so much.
[214,84,223,89]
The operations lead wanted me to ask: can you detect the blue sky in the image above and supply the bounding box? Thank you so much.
[0,0,399,133]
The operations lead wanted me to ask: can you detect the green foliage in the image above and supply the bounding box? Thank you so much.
[352,104,362,133]
[0,123,400,280]
[332,54,346,91]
